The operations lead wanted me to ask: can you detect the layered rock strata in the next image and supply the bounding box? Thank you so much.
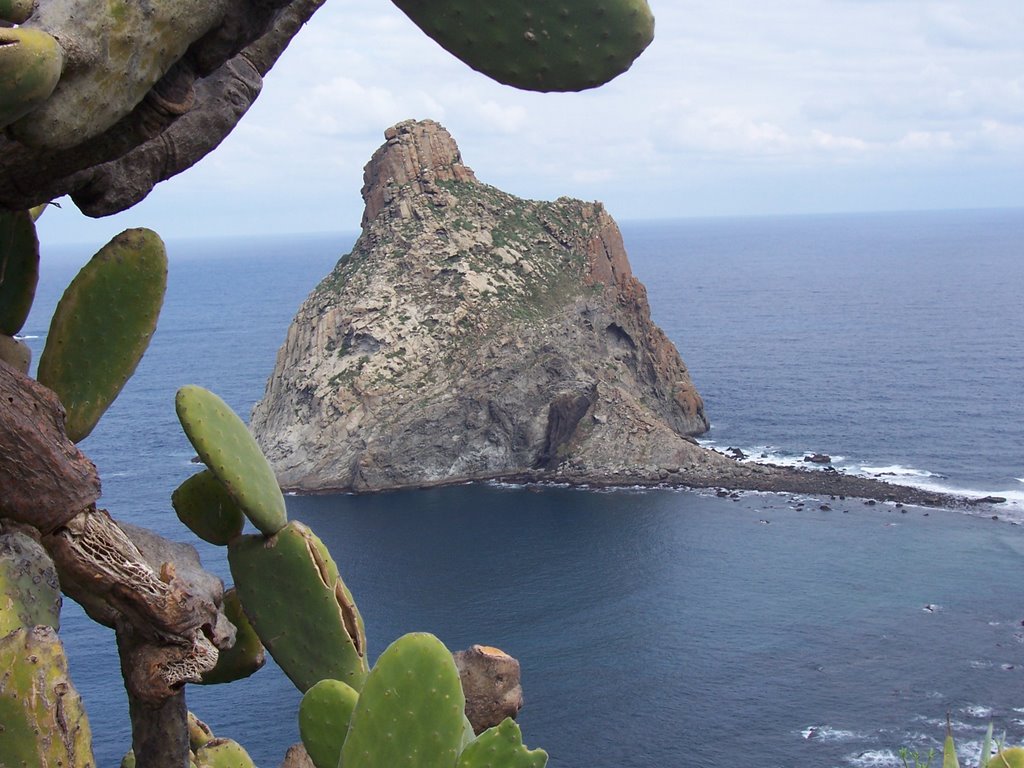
[251,119,727,492]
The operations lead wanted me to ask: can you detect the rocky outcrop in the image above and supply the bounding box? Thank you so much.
[250,119,727,492]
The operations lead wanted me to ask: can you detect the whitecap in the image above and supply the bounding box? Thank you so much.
[963,705,994,718]
[13,334,39,340]
[802,725,866,742]
[845,748,902,767]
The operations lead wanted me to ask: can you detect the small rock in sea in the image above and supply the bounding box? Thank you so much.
[901,509,908,514]
[970,496,1008,505]
[716,490,730,498]
[727,447,747,460]
[992,515,1000,520]
[865,500,877,506]
[839,495,846,500]
[758,519,770,525]
[923,513,929,517]
[895,502,903,508]
[820,504,831,511]
[804,453,832,464]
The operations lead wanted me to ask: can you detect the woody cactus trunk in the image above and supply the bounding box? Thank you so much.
[0,1,654,766]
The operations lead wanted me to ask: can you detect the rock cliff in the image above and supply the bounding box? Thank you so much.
[250,119,728,492]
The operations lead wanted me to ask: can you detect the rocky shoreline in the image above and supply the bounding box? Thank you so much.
[281,451,1006,513]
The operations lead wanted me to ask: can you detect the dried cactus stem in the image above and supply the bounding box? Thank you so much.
[117,623,192,768]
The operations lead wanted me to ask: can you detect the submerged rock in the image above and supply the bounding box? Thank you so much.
[251,119,720,492]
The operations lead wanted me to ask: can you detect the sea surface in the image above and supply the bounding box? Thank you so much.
[18,208,1024,767]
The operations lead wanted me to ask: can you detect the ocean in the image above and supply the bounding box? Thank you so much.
[17,207,1024,767]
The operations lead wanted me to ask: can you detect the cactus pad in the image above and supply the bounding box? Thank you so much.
[991,748,1024,768]
[0,333,32,374]
[9,0,227,148]
[457,718,548,768]
[37,228,167,443]
[0,0,35,24]
[0,626,93,767]
[193,737,257,768]
[0,531,62,636]
[342,632,466,768]
[199,588,265,685]
[172,469,247,546]
[0,27,63,130]
[0,208,40,336]
[175,385,287,537]
[228,520,367,692]
[299,679,360,768]
[390,0,654,92]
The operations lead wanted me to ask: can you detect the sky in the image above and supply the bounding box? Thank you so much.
[38,1,1024,246]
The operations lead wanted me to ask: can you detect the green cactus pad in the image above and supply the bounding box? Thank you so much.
[457,718,548,768]
[188,711,216,751]
[342,632,466,768]
[0,27,63,130]
[0,532,62,636]
[37,228,167,443]
[991,748,1024,768]
[175,385,287,537]
[9,0,226,148]
[193,737,257,768]
[0,626,93,767]
[173,469,247,546]
[390,0,654,92]
[299,679,360,768]
[0,0,34,24]
[228,521,367,692]
[0,209,40,336]
[0,333,32,374]
[199,588,265,685]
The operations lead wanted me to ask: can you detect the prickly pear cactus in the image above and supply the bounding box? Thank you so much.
[36,228,167,442]
[175,385,287,537]
[299,678,359,768]
[193,737,257,768]
[0,531,62,635]
[991,748,1024,767]
[0,0,35,24]
[172,468,246,546]
[0,626,93,767]
[0,26,63,130]
[0,209,40,336]
[457,718,548,768]
[0,333,32,373]
[228,520,367,692]
[390,0,654,92]
[342,632,466,768]
[9,0,230,149]
[199,588,265,685]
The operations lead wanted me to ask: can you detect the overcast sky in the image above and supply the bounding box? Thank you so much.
[38,1,1024,246]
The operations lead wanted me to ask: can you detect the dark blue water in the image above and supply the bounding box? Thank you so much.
[18,209,1024,767]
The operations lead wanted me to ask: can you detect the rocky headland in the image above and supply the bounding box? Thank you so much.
[251,119,984,511]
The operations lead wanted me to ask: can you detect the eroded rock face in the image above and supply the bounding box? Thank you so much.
[251,119,721,492]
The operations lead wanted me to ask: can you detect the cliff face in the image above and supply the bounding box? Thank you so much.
[251,119,725,492]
